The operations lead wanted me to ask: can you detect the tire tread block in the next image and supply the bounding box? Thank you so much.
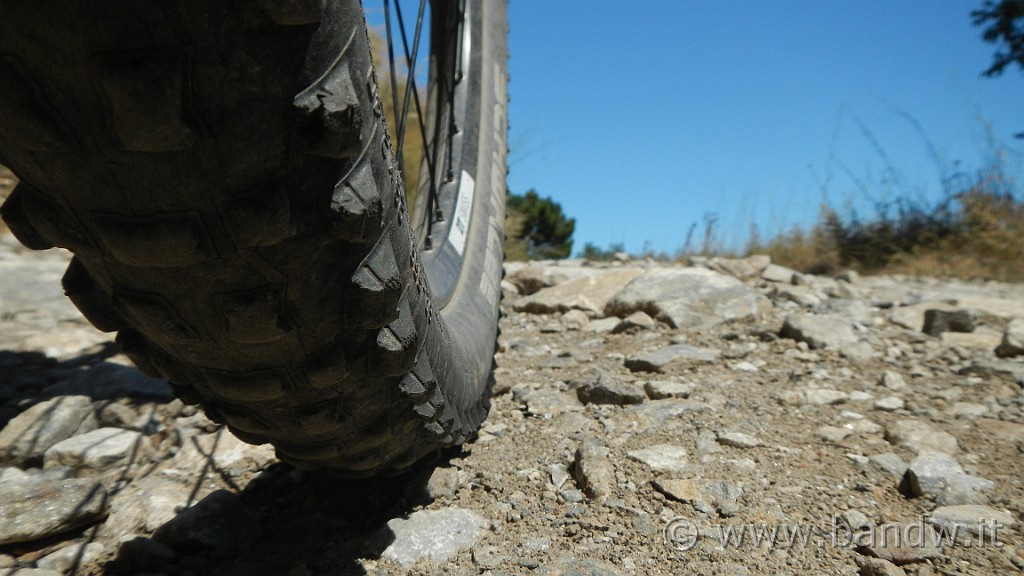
[213,285,290,344]
[4,185,90,250]
[94,210,216,267]
[201,367,291,403]
[99,49,196,151]
[330,160,382,242]
[294,58,361,158]
[224,179,297,247]
[301,341,350,390]
[260,0,322,25]
[114,290,198,343]
[0,56,74,150]
[62,257,124,332]
[350,230,402,328]
[0,184,55,250]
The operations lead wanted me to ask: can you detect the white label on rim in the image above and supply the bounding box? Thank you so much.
[448,171,475,256]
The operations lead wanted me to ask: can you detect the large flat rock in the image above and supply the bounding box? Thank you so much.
[381,508,488,567]
[605,268,771,329]
[0,472,108,545]
[44,427,149,477]
[513,268,644,315]
[0,395,98,466]
[780,312,859,349]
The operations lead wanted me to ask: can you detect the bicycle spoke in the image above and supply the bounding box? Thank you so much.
[382,0,466,250]
[394,0,425,167]
[382,0,403,175]
[394,0,443,241]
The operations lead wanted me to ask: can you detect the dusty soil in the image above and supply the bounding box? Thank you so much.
[0,243,1021,576]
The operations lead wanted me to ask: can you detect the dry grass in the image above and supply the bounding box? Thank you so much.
[880,188,1024,281]
[749,176,1024,282]
[747,214,840,276]
[503,209,530,261]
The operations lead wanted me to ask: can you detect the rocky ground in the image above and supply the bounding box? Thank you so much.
[0,235,1023,576]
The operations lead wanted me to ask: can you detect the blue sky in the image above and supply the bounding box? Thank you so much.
[505,1,1024,255]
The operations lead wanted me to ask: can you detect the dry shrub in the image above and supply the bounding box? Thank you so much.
[885,187,1024,281]
[750,222,840,275]
[752,170,1024,282]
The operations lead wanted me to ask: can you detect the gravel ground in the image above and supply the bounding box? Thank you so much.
[0,243,1021,575]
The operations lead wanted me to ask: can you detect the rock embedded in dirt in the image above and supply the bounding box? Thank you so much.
[996,318,1024,358]
[574,374,646,406]
[853,556,909,576]
[424,466,462,501]
[779,312,859,349]
[941,327,1003,350]
[167,429,276,480]
[716,431,762,449]
[873,397,905,412]
[0,395,98,466]
[884,419,959,454]
[701,480,744,517]
[703,255,771,281]
[922,308,978,336]
[514,387,580,418]
[840,509,872,531]
[643,380,695,399]
[98,401,160,433]
[560,309,590,331]
[904,450,994,505]
[818,426,853,443]
[43,426,149,477]
[772,284,822,308]
[617,399,715,435]
[583,316,619,333]
[928,505,1016,537]
[802,388,849,405]
[514,269,644,315]
[605,267,771,329]
[959,358,1024,384]
[887,302,936,330]
[626,444,689,473]
[100,475,195,543]
[652,478,701,502]
[976,418,1024,442]
[36,542,105,574]
[573,439,616,501]
[949,402,989,420]
[0,473,108,545]
[611,310,656,333]
[624,343,719,372]
[879,370,908,391]
[380,508,488,568]
[762,263,798,283]
[870,453,909,478]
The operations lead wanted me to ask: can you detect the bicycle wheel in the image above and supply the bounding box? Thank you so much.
[0,0,508,475]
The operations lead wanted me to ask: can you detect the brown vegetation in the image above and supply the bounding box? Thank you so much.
[747,171,1024,282]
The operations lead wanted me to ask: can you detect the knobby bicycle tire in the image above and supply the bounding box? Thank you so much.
[0,0,508,475]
